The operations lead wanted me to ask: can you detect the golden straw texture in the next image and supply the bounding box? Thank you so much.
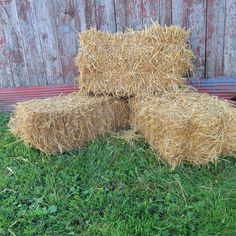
[9,93,130,154]
[129,91,236,168]
[76,23,194,97]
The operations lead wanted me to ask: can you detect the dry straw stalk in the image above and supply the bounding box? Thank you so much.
[9,93,130,154]
[76,23,194,97]
[129,91,236,167]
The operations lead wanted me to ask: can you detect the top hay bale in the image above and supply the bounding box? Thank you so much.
[130,91,236,168]
[76,23,194,97]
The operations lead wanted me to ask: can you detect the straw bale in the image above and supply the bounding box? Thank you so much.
[129,91,236,167]
[112,129,141,144]
[75,23,194,97]
[9,93,130,154]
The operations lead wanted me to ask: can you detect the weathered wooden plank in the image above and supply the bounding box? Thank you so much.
[172,0,207,78]
[114,0,127,32]
[95,0,116,32]
[33,0,64,85]
[188,0,207,79]
[224,0,236,76]
[159,0,172,26]
[115,0,143,31]
[15,0,46,86]
[0,8,13,87]
[141,0,172,27]
[141,0,160,27]
[1,0,235,87]
[128,0,143,30]
[171,0,183,26]
[205,0,225,77]
[74,0,97,81]
[74,0,96,32]
[0,0,30,87]
[52,0,77,84]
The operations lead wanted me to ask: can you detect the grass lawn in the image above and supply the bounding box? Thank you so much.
[1,113,236,235]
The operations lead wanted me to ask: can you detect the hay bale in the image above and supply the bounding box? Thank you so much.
[76,23,194,97]
[9,93,130,154]
[129,91,236,167]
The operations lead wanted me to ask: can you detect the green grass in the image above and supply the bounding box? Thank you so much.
[0,113,236,236]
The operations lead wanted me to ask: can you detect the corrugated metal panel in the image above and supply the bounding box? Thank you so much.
[0,84,79,112]
[188,76,236,99]
[1,77,236,112]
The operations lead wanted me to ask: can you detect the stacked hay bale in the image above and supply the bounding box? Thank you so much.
[10,23,195,156]
[10,22,236,166]
[9,93,129,154]
[129,91,236,168]
[76,23,194,97]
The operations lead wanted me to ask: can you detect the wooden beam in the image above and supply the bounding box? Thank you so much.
[33,0,64,85]
[205,0,225,77]
[0,0,30,86]
[172,0,207,78]
[224,0,236,76]
[95,0,117,32]
[15,0,47,86]
[52,0,77,84]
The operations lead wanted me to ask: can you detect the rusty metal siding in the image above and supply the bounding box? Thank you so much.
[0,0,235,88]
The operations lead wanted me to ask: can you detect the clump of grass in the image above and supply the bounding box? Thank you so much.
[0,113,236,235]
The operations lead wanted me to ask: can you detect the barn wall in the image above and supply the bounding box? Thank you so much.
[0,0,235,87]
